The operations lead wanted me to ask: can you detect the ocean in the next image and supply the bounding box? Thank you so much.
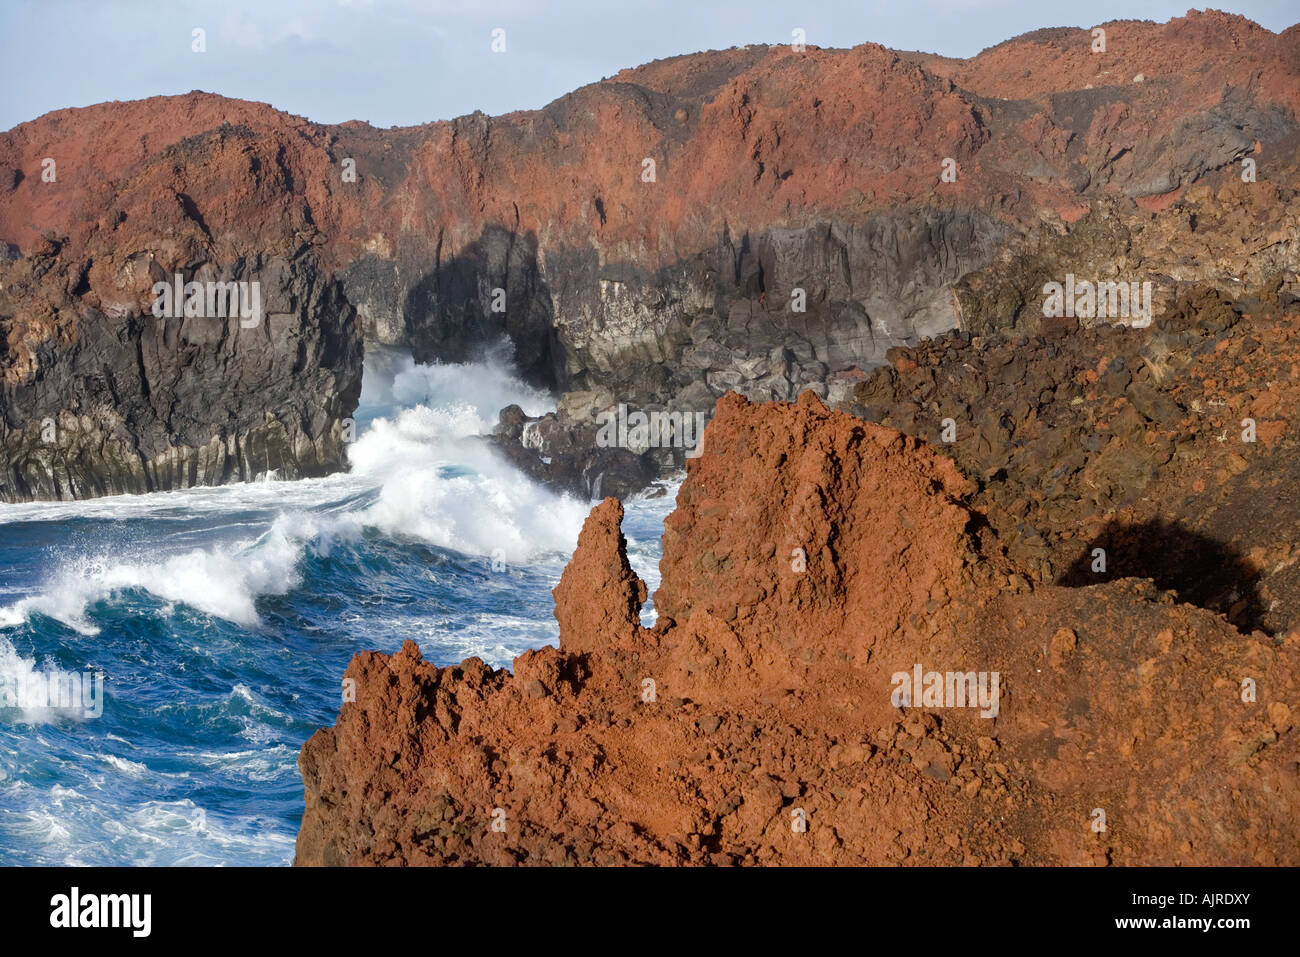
[0,346,676,865]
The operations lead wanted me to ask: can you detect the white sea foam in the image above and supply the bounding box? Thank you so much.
[102,754,149,778]
[359,343,554,424]
[342,401,588,561]
[0,786,294,865]
[0,347,587,632]
[0,637,101,723]
[0,348,684,864]
[0,517,307,634]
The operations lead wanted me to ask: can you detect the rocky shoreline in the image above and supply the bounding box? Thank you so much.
[1,10,1298,865]
[4,11,1297,501]
[297,390,1299,865]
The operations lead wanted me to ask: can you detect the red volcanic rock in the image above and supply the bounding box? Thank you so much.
[296,392,1300,866]
[923,11,1300,114]
[1,11,1295,299]
[0,17,1274,252]
[654,391,983,661]
[552,497,647,654]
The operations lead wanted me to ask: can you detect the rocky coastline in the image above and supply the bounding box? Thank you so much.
[3,11,1295,500]
[1,11,1298,866]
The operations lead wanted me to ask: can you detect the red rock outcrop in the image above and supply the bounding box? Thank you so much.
[553,498,647,654]
[296,392,1300,865]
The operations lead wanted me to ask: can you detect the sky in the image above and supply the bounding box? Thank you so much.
[0,0,1296,131]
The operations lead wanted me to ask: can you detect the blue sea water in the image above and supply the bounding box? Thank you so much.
[0,347,676,865]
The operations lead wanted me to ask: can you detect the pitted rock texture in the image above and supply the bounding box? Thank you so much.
[552,498,647,655]
[3,10,1298,499]
[845,286,1300,636]
[296,393,1299,866]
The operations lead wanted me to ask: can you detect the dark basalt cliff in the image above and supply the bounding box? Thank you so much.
[1,10,1298,500]
[0,244,360,500]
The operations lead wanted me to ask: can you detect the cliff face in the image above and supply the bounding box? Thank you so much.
[0,243,360,499]
[296,392,1299,865]
[0,110,366,500]
[2,10,1297,499]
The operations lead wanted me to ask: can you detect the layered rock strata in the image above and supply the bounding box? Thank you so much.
[2,11,1297,499]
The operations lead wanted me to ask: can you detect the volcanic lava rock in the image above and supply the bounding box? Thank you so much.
[0,244,361,501]
[489,404,658,501]
[297,392,1299,865]
[843,279,1300,635]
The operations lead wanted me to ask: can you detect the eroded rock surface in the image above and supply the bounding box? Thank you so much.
[297,393,1299,865]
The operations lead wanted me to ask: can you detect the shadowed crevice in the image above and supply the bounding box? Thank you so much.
[1056,518,1267,635]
